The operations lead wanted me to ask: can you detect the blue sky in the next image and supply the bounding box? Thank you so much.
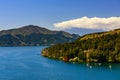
[0,0,120,35]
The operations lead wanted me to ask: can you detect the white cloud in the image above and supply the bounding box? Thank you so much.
[54,16,120,31]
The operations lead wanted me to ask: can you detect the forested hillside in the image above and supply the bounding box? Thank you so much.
[0,25,79,46]
[42,29,120,63]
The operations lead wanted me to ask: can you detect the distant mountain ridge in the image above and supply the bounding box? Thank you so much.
[0,25,58,35]
[0,25,79,46]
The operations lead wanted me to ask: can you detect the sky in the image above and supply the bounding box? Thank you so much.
[0,0,120,35]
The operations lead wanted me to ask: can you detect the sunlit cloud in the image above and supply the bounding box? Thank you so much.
[54,16,120,31]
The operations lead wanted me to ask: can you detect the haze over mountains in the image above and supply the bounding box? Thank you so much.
[0,25,79,46]
[65,28,103,36]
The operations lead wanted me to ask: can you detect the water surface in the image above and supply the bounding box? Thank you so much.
[0,46,120,80]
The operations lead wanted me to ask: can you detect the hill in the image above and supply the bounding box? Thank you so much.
[42,29,120,63]
[0,25,79,46]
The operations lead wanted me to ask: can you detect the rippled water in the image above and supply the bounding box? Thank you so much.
[0,46,120,80]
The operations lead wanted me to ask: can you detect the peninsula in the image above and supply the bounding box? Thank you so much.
[42,28,120,63]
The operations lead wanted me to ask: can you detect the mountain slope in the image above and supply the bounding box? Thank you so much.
[42,28,120,63]
[0,25,79,46]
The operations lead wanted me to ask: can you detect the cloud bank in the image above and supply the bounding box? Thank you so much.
[54,16,120,31]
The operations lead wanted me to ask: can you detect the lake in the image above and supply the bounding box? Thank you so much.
[0,46,120,80]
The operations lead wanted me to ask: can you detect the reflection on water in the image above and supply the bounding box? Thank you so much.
[109,64,112,69]
[85,63,114,69]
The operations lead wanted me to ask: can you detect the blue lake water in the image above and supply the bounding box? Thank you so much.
[0,46,120,80]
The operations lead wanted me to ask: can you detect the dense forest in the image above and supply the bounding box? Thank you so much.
[42,29,120,63]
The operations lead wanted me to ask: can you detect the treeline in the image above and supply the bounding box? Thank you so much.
[42,29,120,63]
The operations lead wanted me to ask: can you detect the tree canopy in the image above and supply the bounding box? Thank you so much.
[42,29,120,63]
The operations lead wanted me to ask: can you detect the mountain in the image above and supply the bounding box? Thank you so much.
[42,28,120,63]
[0,25,79,46]
[65,28,103,35]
